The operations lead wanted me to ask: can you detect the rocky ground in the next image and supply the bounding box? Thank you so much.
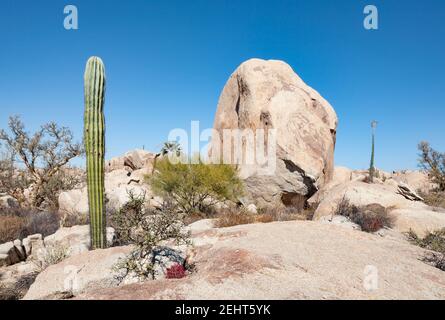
[23,220,444,300]
[1,58,444,300]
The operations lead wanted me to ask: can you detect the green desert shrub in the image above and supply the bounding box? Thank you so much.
[148,158,244,215]
[335,197,394,232]
[418,141,445,192]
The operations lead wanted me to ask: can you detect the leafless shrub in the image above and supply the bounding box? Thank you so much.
[111,192,191,281]
[60,212,89,227]
[34,244,70,272]
[0,215,27,243]
[419,190,445,210]
[0,115,83,210]
[335,197,394,232]
[214,207,254,228]
[0,271,39,300]
[407,228,445,271]
[0,207,59,241]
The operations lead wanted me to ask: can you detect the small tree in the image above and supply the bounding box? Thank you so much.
[148,157,244,214]
[0,115,83,209]
[418,141,445,191]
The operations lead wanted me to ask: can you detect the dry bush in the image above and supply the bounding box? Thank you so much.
[111,192,191,281]
[214,207,254,228]
[0,115,83,210]
[214,200,318,228]
[0,215,27,243]
[35,244,70,271]
[419,191,445,210]
[0,271,39,300]
[335,197,394,233]
[0,283,21,301]
[0,207,60,241]
[21,211,60,237]
[60,212,89,227]
[407,228,445,271]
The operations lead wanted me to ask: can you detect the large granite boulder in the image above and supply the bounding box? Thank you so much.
[105,149,155,173]
[209,59,338,207]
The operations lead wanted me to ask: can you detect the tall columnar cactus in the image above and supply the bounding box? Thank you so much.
[369,120,377,183]
[84,56,106,249]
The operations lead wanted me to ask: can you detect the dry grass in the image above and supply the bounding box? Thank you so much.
[214,202,318,228]
[0,215,27,243]
[214,208,254,228]
[0,206,60,242]
[35,244,70,271]
[419,191,445,210]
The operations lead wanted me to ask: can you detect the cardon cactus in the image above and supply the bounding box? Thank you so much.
[84,56,106,249]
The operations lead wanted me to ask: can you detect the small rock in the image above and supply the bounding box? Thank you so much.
[23,234,43,257]
[319,215,361,231]
[0,241,24,266]
[246,204,258,214]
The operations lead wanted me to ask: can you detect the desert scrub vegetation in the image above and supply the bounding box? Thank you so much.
[0,115,83,210]
[407,228,445,271]
[148,157,244,215]
[111,192,191,281]
[334,197,394,232]
[418,190,445,210]
[0,207,60,243]
[214,202,317,228]
[417,141,445,209]
[33,244,70,271]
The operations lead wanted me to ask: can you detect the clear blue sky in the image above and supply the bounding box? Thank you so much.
[1,0,444,171]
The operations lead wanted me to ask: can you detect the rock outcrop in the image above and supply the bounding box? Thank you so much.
[209,59,338,207]
[59,150,158,217]
[105,149,155,173]
[23,246,132,300]
[43,225,115,257]
[0,241,24,267]
[311,179,445,236]
[74,221,445,300]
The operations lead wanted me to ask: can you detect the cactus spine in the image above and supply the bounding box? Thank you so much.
[84,57,106,249]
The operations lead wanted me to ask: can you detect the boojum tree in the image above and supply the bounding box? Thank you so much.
[369,120,378,183]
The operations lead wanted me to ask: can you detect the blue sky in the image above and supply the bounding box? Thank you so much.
[0,0,444,171]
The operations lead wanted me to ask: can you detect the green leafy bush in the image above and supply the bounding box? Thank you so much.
[148,158,244,215]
